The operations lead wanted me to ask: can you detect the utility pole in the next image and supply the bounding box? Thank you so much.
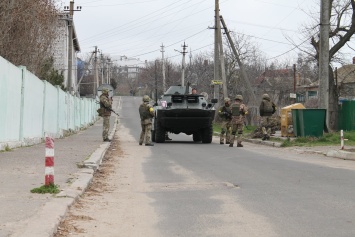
[75,50,94,95]
[100,51,104,85]
[107,57,111,85]
[175,42,188,86]
[160,44,166,92]
[319,0,330,130]
[64,0,81,94]
[212,0,227,100]
[214,0,220,86]
[181,42,188,86]
[293,64,297,104]
[220,15,257,106]
[94,46,99,96]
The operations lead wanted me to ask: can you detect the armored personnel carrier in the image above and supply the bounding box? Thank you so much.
[151,84,217,143]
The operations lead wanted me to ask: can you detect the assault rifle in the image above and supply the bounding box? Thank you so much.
[96,101,119,116]
[105,107,119,116]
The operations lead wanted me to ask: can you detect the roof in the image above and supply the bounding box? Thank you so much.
[254,69,293,85]
[58,13,80,52]
[337,64,355,84]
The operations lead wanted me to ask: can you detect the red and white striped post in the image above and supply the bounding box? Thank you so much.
[340,130,344,150]
[45,136,55,186]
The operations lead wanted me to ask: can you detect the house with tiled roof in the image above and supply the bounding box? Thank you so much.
[254,68,319,108]
[336,58,355,100]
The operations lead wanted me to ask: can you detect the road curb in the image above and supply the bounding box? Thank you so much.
[326,149,355,161]
[12,116,119,237]
[244,138,355,161]
[244,138,282,147]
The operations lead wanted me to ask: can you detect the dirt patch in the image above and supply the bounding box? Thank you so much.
[54,139,122,237]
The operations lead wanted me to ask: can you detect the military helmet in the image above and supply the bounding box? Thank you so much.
[262,93,270,100]
[224,97,230,103]
[102,88,109,94]
[143,95,150,102]
[235,94,243,101]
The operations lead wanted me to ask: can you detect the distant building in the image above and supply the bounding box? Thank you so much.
[113,55,145,80]
[337,57,355,100]
[52,13,81,92]
[254,68,318,107]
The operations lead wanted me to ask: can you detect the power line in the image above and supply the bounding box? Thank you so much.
[265,36,312,61]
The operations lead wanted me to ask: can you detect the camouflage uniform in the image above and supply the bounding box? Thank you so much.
[229,95,248,147]
[139,95,155,146]
[218,98,232,144]
[99,88,112,142]
[259,94,276,140]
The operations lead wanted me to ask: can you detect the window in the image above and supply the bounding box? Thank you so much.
[308,91,318,99]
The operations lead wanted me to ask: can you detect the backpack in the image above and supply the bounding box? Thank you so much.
[260,100,273,116]
[139,103,149,120]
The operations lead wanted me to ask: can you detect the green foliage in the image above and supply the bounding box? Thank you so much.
[281,130,355,147]
[5,145,11,151]
[39,57,65,90]
[281,139,292,147]
[31,184,60,194]
[213,122,256,135]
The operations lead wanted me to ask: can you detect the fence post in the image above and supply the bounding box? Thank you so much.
[45,135,54,186]
[340,130,344,150]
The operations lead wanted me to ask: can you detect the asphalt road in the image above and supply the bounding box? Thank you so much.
[123,96,355,236]
[57,96,355,237]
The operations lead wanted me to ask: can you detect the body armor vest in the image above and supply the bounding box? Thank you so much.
[139,103,149,120]
[231,103,241,116]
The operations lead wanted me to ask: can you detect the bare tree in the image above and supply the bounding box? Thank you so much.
[0,0,61,76]
[301,0,355,130]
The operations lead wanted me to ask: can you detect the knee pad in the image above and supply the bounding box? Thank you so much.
[221,129,226,134]
[231,131,236,135]
[238,131,243,134]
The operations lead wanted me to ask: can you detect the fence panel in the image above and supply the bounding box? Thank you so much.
[0,56,99,148]
[43,81,59,135]
[0,59,22,142]
[22,70,45,139]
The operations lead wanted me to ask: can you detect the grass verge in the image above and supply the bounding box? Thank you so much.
[280,130,355,147]
[31,184,60,194]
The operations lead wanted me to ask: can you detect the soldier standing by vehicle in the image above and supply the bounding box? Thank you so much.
[139,95,154,146]
[229,95,248,147]
[99,88,112,142]
[259,93,276,141]
[218,98,232,144]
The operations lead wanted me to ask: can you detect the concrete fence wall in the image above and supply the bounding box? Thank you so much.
[0,56,99,150]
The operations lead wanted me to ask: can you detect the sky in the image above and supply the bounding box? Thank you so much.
[68,0,343,65]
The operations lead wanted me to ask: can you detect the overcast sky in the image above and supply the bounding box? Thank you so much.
[70,0,334,65]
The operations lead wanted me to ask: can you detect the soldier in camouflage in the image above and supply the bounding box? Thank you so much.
[218,97,232,144]
[259,93,276,140]
[229,95,248,147]
[139,95,154,146]
[99,88,112,142]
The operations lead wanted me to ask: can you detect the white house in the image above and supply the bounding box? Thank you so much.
[52,13,81,93]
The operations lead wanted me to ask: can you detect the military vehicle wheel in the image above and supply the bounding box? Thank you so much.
[155,121,165,143]
[193,132,202,142]
[201,125,213,143]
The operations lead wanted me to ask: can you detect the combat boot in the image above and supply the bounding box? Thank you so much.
[229,143,233,147]
[220,141,224,145]
[237,142,243,147]
[262,135,267,141]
